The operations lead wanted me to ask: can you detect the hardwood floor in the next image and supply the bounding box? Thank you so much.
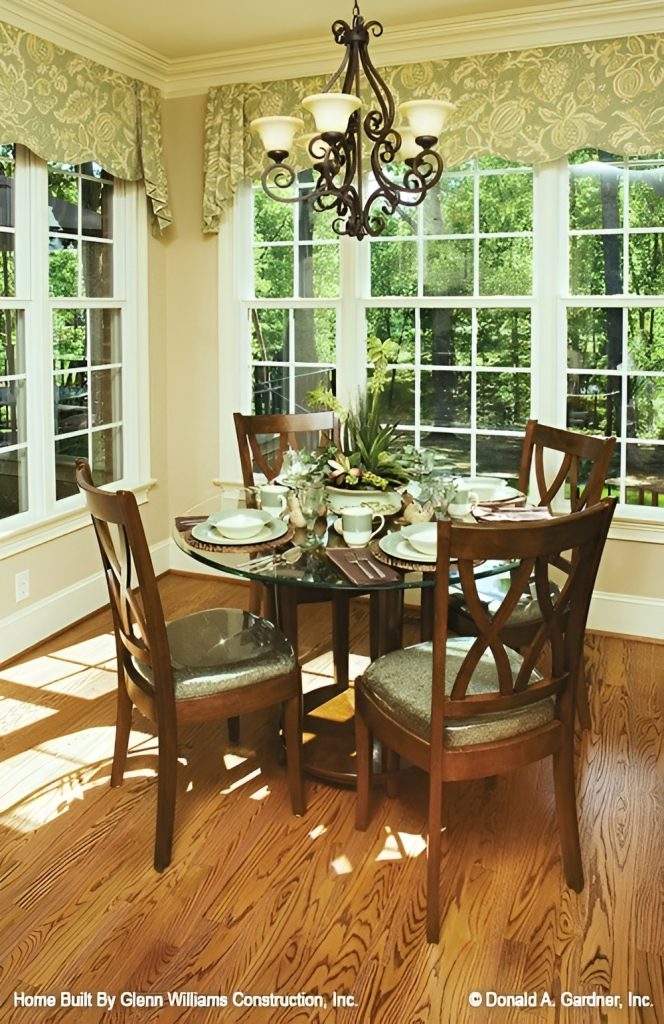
[0,576,661,1023]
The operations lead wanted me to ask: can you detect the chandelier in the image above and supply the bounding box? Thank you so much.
[250,2,452,240]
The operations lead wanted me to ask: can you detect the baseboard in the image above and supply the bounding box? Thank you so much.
[0,540,171,666]
[586,589,664,641]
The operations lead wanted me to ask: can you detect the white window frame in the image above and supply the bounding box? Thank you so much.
[219,161,664,539]
[0,146,153,557]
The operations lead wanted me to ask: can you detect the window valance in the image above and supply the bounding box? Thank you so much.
[203,31,664,233]
[0,21,171,231]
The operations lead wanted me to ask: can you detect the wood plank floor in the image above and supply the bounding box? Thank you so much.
[0,576,662,1023]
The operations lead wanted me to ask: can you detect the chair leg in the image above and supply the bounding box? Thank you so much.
[331,593,349,691]
[576,658,591,731]
[426,772,444,943]
[154,728,178,872]
[227,716,240,743]
[282,691,305,816]
[552,742,584,892]
[355,701,373,831]
[111,677,132,787]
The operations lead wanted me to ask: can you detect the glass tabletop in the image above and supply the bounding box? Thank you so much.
[173,488,516,593]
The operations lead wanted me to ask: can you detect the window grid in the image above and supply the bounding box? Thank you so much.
[566,152,664,509]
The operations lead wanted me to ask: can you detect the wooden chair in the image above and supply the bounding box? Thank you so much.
[355,499,616,942]
[234,411,357,690]
[448,420,616,728]
[76,458,304,871]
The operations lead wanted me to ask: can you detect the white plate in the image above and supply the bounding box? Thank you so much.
[191,517,288,547]
[325,486,403,516]
[378,530,437,564]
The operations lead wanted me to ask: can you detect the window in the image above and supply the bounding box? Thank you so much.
[566,150,664,509]
[235,149,664,516]
[0,145,145,531]
[250,173,339,415]
[365,157,533,476]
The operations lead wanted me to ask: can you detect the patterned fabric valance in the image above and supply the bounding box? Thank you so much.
[0,21,171,231]
[203,32,664,233]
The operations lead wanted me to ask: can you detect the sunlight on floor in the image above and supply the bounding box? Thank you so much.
[0,725,154,831]
[220,767,262,795]
[330,854,353,875]
[223,752,249,770]
[0,697,56,736]
[249,785,271,801]
[375,826,427,862]
[309,824,327,840]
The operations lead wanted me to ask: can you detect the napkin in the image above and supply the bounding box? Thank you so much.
[326,547,402,585]
[472,504,553,523]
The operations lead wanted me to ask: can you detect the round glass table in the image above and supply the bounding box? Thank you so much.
[174,488,516,784]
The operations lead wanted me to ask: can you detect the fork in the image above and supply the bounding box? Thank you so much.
[359,555,385,579]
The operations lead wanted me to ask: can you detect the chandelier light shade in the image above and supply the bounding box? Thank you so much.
[250,2,453,240]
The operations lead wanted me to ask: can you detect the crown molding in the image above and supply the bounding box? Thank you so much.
[0,0,662,98]
[165,0,664,96]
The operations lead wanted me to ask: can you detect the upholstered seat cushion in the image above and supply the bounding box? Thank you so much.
[451,573,561,623]
[134,608,297,699]
[362,637,554,747]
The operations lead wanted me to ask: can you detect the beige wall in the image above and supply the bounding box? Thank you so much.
[162,95,220,522]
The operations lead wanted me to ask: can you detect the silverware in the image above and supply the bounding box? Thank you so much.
[362,556,385,579]
[349,555,376,580]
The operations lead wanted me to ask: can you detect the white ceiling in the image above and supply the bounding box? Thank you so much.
[49,0,606,60]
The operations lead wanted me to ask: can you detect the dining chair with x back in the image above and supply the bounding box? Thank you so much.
[76,459,304,871]
[355,498,616,942]
[448,419,617,728]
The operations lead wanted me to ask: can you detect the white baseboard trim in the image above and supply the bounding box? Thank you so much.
[587,589,664,641]
[0,540,171,666]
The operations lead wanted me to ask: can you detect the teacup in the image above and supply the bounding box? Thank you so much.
[341,506,384,547]
[260,483,289,512]
[448,487,479,518]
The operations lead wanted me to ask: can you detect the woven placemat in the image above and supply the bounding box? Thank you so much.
[369,539,437,573]
[184,525,295,554]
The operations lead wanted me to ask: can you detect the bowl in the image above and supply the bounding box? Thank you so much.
[401,522,438,556]
[207,508,274,540]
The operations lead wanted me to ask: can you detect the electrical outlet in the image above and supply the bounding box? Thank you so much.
[15,570,30,602]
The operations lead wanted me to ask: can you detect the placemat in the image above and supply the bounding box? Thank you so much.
[369,540,437,574]
[327,546,402,584]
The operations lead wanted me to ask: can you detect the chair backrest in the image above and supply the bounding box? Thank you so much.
[431,499,615,735]
[75,459,174,720]
[518,419,616,512]
[234,411,340,487]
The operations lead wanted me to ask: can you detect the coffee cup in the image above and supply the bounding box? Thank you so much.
[259,483,289,512]
[341,506,384,547]
[448,488,479,518]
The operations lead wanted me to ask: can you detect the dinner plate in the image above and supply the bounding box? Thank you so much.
[191,517,288,547]
[378,530,437,564]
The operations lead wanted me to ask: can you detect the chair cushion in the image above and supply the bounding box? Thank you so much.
[134,608,297,699]
[452,573,561,624]
[363,637,554,748]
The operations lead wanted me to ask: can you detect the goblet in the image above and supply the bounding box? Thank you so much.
[296,480,326,546]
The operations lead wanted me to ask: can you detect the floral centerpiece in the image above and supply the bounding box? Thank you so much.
[307,336,417,492]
